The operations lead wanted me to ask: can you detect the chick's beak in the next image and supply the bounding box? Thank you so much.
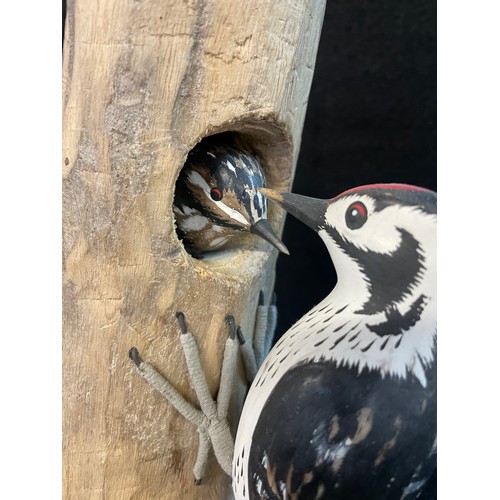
[259,188,329,233]
[250,219,289,255]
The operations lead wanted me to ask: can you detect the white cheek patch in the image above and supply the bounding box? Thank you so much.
[187,170,249,226]
[218,202,250,226]
[325,197,411,254]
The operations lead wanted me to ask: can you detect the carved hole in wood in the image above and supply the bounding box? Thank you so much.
[174,129,291,262]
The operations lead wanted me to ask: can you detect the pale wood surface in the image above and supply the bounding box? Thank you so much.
[63,1,326,498]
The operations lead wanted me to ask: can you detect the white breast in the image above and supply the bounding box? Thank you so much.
[232,287,436,497]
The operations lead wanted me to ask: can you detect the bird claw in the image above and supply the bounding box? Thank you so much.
[128,347,142,367]
[128,291,278,483]
[236,326,246,345]
[226,315,236,339]
[176,311,188,334]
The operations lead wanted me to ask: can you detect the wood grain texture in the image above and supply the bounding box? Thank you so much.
[62,1,326,498]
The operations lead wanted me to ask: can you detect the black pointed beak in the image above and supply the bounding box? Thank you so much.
[250,219,289,255]
[259,188,328,233]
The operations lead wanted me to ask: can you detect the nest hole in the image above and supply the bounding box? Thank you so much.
[173,130,291,261]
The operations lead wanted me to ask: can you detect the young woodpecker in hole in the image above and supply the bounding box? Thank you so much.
[174,137,288,256]
[130,183,436,499]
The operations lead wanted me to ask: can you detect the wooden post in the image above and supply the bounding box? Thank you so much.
[63,1,326,498]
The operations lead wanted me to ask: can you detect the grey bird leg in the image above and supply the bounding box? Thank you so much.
[236,327,258,382]
[237,292,278,383]
[129,313,237,483]
[128,294,278,482]
[177,313,236,478]
[193,429,211,485]
[128,347,205,428]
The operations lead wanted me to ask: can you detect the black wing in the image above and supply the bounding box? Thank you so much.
[247,360,436,499]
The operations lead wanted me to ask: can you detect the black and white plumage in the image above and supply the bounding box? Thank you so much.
[174,137,288,256]
[232,184,437,499]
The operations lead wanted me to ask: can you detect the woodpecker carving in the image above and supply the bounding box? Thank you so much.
[130,183,437,500]
[232,184,437,499]
[174,137,288,256]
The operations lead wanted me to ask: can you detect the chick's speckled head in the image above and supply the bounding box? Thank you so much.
[174,139,288,256]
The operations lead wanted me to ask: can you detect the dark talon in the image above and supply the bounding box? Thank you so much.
[194,478,202,486]
[176,311,188,334]
[236,326,246,345]
[129,347,142,367]
[226,315,236,339]
[258,290,264,305]
[271,291,277,306]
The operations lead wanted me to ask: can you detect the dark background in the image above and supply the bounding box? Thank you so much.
[275,0,436,334]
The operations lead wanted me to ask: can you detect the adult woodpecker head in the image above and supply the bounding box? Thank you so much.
[261,184,436,311]
[260,184,437,384]
[174,138,288,256]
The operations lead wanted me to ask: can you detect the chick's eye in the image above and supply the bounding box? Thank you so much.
[345,201,368,229]
[210,187,223,201]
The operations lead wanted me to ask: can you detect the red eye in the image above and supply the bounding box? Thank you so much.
[345,201,368,229]
[210,187,223,201]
